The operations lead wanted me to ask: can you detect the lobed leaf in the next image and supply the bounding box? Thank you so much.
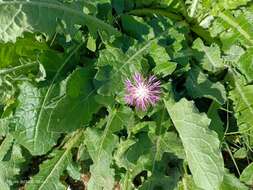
[0,0,119,43]
[185,66,226,104]
[26,131,83,190]
[10,82,61,155]
[164,98,224,190]
[48,67,101,133]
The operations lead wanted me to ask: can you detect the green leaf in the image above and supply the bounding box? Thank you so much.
[139,152,182,190]
[240,162,253,186]
[110,106,134,132]
[149,131,185,160]
[115,129,184,189]
[121,15,152,41]
[211,10,253,49]
[0,142,25,190]
[0,0,119,43]
[84,109,119,190]
[0,118,9,136]
[223,45,245,63]
[0,161,20,190]
[188,0,200,17]
[85,128,118,190]
[111,0,125,14]
[26,131,83,190]
[66,162,81,181]
[48,67,101,132]
[185,66,226,104]
[0,135,14,161]
[229,80,253,132]
[220,171,248,190]
[192,38,224,72]
[218,0,252,10]
[129,121,156,135]
[10,82,61,155]
[0,35,49,68]
[150,42,177,77]
[207,102,224,140]
[164,98,224,190]
[234,147,247,159]
[177,175,202,190]
[237,48,253,83]
[94,44,145,96]
[153,61,177,77]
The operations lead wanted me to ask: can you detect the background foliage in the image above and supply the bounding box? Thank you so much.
[0,0,253,189]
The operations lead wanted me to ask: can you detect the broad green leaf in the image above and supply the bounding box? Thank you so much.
[145,108,184,189]
[229,70,253,147]
[0,135,14,160]
[110,106,134,132]
[223,45,245,63]
[115,130,184,189]
[0,161,20,190]
[188,0,200,17]
[164,98,224,190]
[207,102,224,140]
[115,133,152,171]
[48,67,101,132]
[129,121,156,134]
[177,175,202,190]
[218,0,252,10]
[66,162,81,181]
[220,171,248,190]
[240,162,253,186]
[185,66,226,104]
[139,151,182,190]
[94,44,145,96]
[150,42,177,77]
[121,15,153,41]
[84,109,119,190]
[114,133,154,188]
[192,38,224,72]
[0,35,49,68]
[144,131,184,189]
[237,48,253,82]
[0,118,9,136]
[149,131,185,160]
[230,81,253,132]
[153,61,177,77]
[111,0,125,14]
[85,128,118,190]
[211,10,253,49]
[26,131,83,190]
[234,147,247,159]
[0,0,119,43]
[0,143,25,190]
[10,82,61,155]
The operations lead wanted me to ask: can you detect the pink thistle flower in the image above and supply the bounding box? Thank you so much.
[124,73,161,111]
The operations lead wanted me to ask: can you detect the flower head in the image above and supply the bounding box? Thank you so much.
[125,73,161,111]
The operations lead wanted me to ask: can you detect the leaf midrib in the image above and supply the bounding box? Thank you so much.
[175,119,218,189]
[219,12,253,45]
[37,131,82,190]
[202,44,219,68]
[189,0,199,17]
[0,0,119,35]
[96,109,117,162]
[33,44,82,153]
